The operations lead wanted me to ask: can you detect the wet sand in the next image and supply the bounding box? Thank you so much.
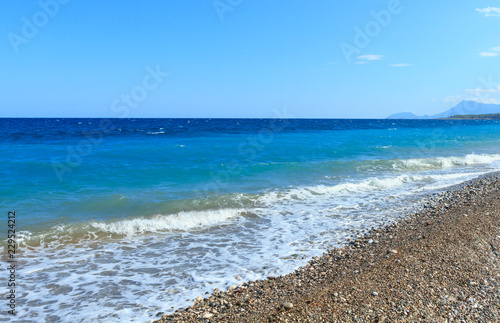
[155,173,500,322]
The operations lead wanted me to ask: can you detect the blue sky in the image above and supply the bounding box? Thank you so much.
[1,0,499,118]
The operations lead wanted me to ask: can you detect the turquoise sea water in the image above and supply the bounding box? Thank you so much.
[1,118,500,322]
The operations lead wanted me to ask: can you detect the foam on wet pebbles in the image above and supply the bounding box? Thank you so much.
[156,172,500,322]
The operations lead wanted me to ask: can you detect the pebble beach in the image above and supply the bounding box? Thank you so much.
[155,172,500,322]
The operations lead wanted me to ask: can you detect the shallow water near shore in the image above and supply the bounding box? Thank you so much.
[1,118,500,322]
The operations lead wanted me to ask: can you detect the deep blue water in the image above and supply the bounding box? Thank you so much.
[1,118,500,322]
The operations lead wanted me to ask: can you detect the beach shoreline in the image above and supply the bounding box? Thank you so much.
[154,172,500,322]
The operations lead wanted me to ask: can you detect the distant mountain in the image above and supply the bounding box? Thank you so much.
[387,101,500,119]
[385,112,423,119]
[431,101,500,118]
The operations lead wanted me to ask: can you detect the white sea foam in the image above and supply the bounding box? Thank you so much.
[257,172,479,207]
[394,153,500,171]
[13,170,488,246]
[90,209,242,235]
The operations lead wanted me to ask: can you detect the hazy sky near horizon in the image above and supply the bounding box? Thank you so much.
[1,0,500,118]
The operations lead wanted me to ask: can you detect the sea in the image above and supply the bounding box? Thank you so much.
[1,117,500,322]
